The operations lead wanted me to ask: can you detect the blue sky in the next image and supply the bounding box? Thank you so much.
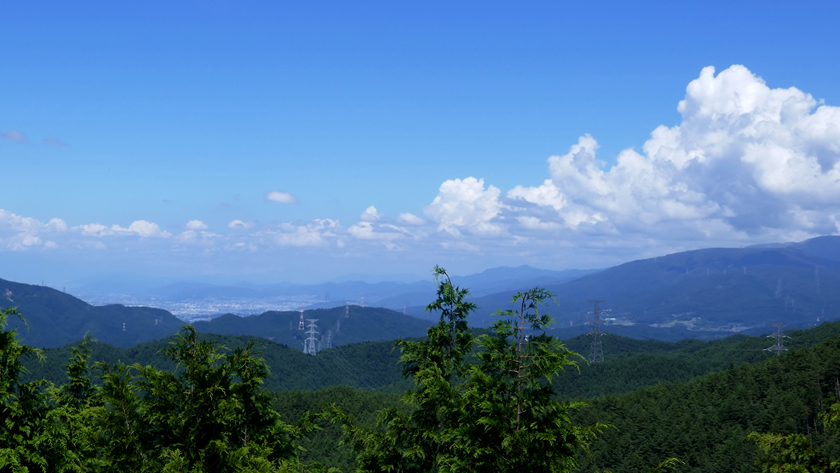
[2,1,840,285]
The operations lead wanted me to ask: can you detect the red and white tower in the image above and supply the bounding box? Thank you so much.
[298,307,305,330]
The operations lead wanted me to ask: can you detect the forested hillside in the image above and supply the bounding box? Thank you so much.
[260,330,840,472]
[21,333,408,392]
[1,277,184,348]
[22,319,840,399]
[573,334,840,471]
[440,236,840,331]
[191,305,432,350]
[6,312,840,470]
[555,321,840,398]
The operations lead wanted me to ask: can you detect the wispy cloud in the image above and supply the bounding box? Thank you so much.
[228,219,255,230]
[397,213,426,226]
[1,130,27,144]
[258,219,340,247]
[43,136,68,147]
[79,220,171,238]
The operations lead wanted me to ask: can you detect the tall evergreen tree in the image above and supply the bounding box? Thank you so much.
[0,307,51,472]
[333,268,602,472]
[95,325,308,472]
[457,288,602,472]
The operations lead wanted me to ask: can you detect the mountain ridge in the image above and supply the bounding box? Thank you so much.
[409,236,840,333]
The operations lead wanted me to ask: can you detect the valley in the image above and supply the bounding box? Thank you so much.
[4,236,840,471]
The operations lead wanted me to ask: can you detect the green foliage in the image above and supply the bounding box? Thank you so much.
[572,334,840,472]
[271,386,404,472]
[455,288,603,472]
[652,458,685,472]
[19,272,840,471]
[21,333,409,393]
[22,316,840,403]
[94,325,307,472]
[332,266,477,472]
[333,267,601,472]
[0,306,51,472]
[1,310,328,472]
[748,402,840,472]
[748,431,836,472]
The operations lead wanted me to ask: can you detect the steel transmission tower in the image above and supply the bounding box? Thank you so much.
[764,323,789,356]
[588,300,607,363]
[303,319,320,355]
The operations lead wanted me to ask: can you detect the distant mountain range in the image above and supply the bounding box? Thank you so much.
[68,266,600,316]
[4,235,840,347]
[0,278,431,348]
[437,236,840,333]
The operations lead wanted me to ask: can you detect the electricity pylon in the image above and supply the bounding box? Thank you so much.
[588,300,607,363]
[304,319,320,355]
[764,322,789,356]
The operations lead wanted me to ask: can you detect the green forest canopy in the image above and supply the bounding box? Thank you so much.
[4,268,840,471]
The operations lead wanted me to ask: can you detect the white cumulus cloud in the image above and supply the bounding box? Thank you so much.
[359,206,381,222]
[185,220,208,230]
[0,209,68,251]
[80,223,109,237]
[265,190,298,204]
[424,177,505,237]
[124,220,171,238]
[504,65,840,244]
